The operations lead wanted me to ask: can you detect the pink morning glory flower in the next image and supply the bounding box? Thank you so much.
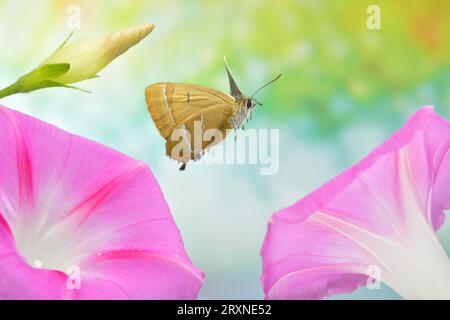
[0,105,204,299]
[261,106,450,300]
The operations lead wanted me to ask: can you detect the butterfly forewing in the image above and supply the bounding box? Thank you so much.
[145,83,238,162]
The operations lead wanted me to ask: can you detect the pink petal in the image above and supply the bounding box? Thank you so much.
[261,106,450,299]
[73,250,203,299]
[0,109,25,229]
[431,149,450,229]
[0,105,203,299]
[0,214,68,299]
[0,255,69,300]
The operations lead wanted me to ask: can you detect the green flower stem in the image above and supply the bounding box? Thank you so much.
[0,82,21,99]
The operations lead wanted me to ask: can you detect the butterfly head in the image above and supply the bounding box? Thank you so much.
[245,98,260,110]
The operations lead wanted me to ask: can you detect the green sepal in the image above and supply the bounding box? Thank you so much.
[0,63,92,98]
[18,79,91,94]
[18,63,71,83]
[55,31,74,52]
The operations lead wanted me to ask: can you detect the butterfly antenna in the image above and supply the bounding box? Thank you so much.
[251,73,282,98]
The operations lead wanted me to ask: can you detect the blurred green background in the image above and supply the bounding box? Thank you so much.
[1,0,449,299]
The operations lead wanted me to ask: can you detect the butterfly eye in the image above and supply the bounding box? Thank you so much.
[246,100,253,109]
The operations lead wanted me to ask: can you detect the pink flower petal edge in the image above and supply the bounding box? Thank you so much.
[0,105,204,299]
[261,106,450,300]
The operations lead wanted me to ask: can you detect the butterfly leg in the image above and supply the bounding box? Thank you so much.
[179,163,187,171]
